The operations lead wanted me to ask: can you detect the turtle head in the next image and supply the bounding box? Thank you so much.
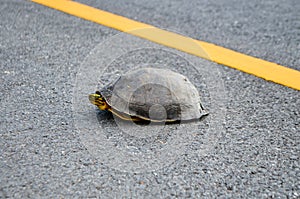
[89,91,109,110]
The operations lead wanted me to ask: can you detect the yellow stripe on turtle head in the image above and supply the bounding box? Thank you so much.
[88,92,109,110]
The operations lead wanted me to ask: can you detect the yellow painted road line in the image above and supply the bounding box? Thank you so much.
[31,0,300,91]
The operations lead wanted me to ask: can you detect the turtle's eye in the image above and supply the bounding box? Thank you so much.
[95,91,101,95]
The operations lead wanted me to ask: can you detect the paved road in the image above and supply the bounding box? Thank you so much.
[1,0,299,198]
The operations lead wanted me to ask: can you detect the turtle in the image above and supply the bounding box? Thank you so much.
[89,67,208,122]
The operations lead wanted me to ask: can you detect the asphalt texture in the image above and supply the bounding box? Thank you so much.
[1,0,300,198]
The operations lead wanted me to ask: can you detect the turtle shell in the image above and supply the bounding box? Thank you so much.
[99,68,208,121]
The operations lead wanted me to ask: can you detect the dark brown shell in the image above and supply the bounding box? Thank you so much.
[100,68,208,121]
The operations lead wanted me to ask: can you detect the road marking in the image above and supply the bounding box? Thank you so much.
[32,0,300,91]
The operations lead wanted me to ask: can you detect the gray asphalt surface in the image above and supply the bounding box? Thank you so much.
[1,0,300,198]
